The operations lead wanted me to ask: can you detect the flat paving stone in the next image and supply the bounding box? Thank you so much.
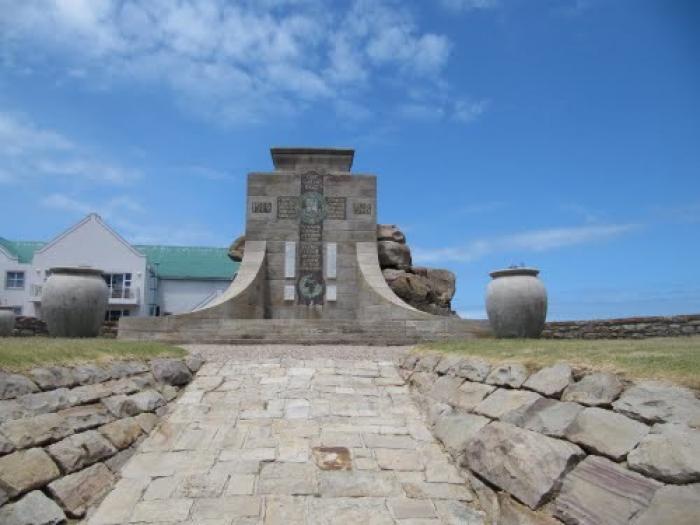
[87,346,480,523]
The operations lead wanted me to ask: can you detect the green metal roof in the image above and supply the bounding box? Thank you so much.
[0,237,238,280]
[0,238,46,264]
[135,245,238,280]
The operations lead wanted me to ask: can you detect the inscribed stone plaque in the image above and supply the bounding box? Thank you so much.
[284,241,296,279]
[352,200,373,216]
[325,197,347,220]
[252,201,272,214]
[277,197,299,220]
[326,283,337,302]
[284,284,295,301]
[297,171,325,305]
[299,243,322,271]
[326,243,337,279]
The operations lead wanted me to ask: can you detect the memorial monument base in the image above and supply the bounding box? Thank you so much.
[118,147,490,344]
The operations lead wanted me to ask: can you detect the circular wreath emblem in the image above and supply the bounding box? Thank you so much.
[299,191,326,224]
[298,273,324,301]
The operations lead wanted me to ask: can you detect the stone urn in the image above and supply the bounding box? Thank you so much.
[42,267,109,337]
[0,307,15,336]
[486,267,547,338]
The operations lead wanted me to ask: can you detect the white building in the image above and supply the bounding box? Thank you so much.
[0,214,237,321]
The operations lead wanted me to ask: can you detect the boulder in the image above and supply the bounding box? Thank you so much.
[414,354,442,373]
[17,388,71,415]
[409,372,437,394]
[47,462,116,518]
[612,381,700,427]
[66,382,112,405]
[561,372,623,406]
[433,413,490,456]
[98,417,143,449]
[434,355,463,375]
[427,375,465,404]
[0,372,39,399]
[501,397,583,438]
[0,399,28,421]
[29,367,77,390]
[474,389,542,420]
[101,395,139,418]
[564,407,649,460]
[0,448,60,497]
[134,412,159,433]
[58,404,115,433]
[0,490,66,525]
[0,432,14,455]
[0,413,72,449]
[452,381,496,411]
[554,455,662,525]
[151,359,193,386]
[377,224,406,244]
[72,364,111,385]
[129,389,166,412]
[632,484,700,525]
[377,240,411,270]
[523,363,573,397]
[423,268,456,307]
[485,363,529,388]
[185,354,205,373]
[627,423,700,483]
[47,430,118,473]
[453,358,491,382]
[228,234,245,262]
[385,271,430,303]
[109,360,149,380]
[465,422,584,509]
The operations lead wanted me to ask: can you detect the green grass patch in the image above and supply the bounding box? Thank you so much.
[0,337,185,372]
[418,336,700,389]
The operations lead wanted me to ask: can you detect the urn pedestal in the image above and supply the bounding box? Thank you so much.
[42,267,109,338]
[486,267,547,338]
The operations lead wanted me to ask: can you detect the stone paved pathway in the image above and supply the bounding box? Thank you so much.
[87,352,484,524]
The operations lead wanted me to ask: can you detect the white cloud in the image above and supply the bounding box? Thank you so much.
[440,0,499,11]
[414,223,639,263]
[453,98,489,123]
[0,0,471,126]
[0,111,139,186]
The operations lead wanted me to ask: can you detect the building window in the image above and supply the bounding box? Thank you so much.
[10,306,22,316]
[105,309,131,322]
[5,271,25,290]
[103,273,132,299]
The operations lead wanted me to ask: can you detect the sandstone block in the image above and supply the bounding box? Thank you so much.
[414,354,442,373]
[409,371,437,393]
[98,417,143,449]
[554,455,662,525]
[632,484,700,525]
[72,364,111,385]
[109,360,149,379]
[134,412,159,433]
[318,471,401,497]
[612,381,700,427]
[497,493,562,525]
[453,357,492,382]
[561,372,623,406]
[185,353,205,372]
[465,422,584,509]
[451,381,496,411]
[29,366,77,390]
[427,375,464,403]
[151,359,193,386]
[433,413,490,455]
[0,372,39,399]
[0,448,60,497]
[58,404,114,432]
[258,462,318,495]
[47,430,118,473]
[128,389,166,412]
[101,394,138,418]
[627,423,700,483]
[485,363,529,388]
[0,490,66,525]
[501,397,583,438]
[565,407,649,460]
[17,388,71,415]
[474,388,542,420]
[47,462,115,518]
[0,412,72,448]
[66,383,112,405]
[523,363,573,397]
[434,355,463,375]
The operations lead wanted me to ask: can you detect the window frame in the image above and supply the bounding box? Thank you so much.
[5,271,25,290]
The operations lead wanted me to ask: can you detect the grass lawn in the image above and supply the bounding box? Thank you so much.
[418,336,700,389]
[0,337,185,372]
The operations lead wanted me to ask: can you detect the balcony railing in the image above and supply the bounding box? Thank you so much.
[30,284,43,301]
[109,286,140,305]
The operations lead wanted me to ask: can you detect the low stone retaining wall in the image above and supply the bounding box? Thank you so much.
[542,313,700,339]
[0,355,203,523]
[400,352,700,524]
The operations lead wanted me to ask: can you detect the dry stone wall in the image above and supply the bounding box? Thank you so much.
[0,355,202,523]
[542,314,700,339]
[400,352,700,524]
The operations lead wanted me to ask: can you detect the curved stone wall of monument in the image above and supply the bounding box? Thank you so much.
[182,240,267,319]
[355,242,432,321]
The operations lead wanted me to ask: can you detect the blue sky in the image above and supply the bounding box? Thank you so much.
[1,0,698,320]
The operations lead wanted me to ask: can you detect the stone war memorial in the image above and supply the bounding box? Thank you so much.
[119,147,488,344]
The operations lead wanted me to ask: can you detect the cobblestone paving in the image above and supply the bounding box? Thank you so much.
[87,353,484,524]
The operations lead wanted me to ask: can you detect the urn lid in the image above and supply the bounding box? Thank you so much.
[48,266,105,276]
[489,267,540,279]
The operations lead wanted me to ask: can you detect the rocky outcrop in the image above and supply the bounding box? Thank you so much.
[226,224,458,316]
[400,352,700,523]
[0,356,201,521]
[542,313,700,339]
